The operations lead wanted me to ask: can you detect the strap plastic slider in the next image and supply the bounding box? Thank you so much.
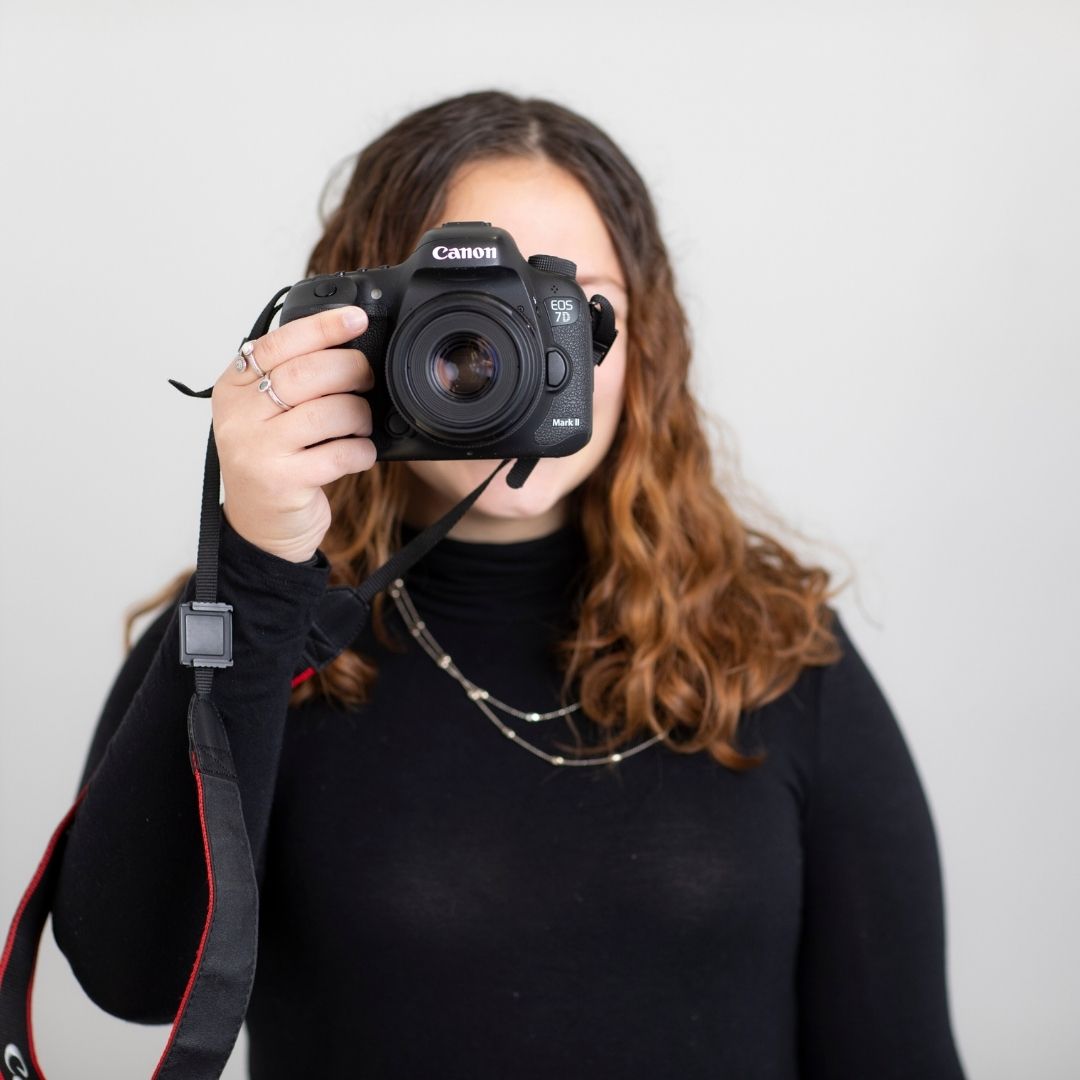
[179,601,234,667]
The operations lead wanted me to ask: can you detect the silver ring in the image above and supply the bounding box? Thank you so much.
[256,374,293,411]
[234,339,266,378]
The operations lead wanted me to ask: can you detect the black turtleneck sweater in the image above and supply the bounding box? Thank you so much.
[49,513,967,1078]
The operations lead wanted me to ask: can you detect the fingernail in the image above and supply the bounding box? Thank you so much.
[343,306,368,332]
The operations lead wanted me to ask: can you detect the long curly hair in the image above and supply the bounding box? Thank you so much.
[129,89,849,770]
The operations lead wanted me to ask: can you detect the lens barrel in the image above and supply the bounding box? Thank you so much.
[385,292,543,446]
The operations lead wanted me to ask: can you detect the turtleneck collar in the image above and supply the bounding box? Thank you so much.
[397,516,589,625]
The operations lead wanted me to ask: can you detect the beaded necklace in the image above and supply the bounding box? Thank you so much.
[388,577,671,766]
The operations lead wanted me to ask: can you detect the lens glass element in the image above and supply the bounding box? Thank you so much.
[431,333,500,398]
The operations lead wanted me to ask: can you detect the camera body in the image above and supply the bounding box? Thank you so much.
[277,221,615,461]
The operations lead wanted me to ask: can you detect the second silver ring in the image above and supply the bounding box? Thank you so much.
[256,374,294,411]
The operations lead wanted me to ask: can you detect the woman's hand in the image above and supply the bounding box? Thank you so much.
[211,305,376,563]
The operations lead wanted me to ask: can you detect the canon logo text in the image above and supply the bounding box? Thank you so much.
[432,245,497,261]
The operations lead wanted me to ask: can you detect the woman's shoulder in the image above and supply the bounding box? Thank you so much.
[791,609,933,823]
[737,608,918,793]
[757,607,896,721]
[812,609,909,751]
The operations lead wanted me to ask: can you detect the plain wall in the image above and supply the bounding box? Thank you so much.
[2,1,1077,1075]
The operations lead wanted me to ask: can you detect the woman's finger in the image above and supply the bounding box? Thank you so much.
[227,305,369,384]
[266,392,373,454]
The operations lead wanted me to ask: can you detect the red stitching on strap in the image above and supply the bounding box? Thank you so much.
[151,752,216,1079]
[291,666,315,688]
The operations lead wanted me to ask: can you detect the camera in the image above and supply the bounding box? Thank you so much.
[277,221,618,461]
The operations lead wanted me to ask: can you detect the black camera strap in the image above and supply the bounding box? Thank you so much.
[0,284,615,1078]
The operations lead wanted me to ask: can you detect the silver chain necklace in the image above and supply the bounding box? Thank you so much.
[387,577,672,767]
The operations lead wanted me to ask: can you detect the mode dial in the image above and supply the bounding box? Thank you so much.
[527,254,577,279]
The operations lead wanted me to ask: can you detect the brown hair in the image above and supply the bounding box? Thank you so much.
[127,90,850,769]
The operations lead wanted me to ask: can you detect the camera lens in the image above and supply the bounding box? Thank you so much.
[385,291,544,447]
[431,333,500,398]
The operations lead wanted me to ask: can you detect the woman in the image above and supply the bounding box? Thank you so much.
[51,90,967,1077]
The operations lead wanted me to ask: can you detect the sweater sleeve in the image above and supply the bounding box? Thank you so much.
[795,614,967,1078]
[50,513,331,1025]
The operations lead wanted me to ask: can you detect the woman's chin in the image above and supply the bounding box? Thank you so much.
[473,475,566,521]
[402,455,579,535]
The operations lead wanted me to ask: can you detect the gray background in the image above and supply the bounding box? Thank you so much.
[2,1,1077,1076]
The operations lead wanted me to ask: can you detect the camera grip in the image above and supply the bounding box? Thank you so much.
[278,276,391,375]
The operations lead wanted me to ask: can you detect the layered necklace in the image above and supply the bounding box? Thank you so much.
[387,577,672,767]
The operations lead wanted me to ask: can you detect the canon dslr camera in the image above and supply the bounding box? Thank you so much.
[277,221,618,462]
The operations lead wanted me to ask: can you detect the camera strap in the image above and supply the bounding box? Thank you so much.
[0,283,616,1078]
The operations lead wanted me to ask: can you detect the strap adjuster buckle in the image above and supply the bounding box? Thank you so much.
[179,601,234,667]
